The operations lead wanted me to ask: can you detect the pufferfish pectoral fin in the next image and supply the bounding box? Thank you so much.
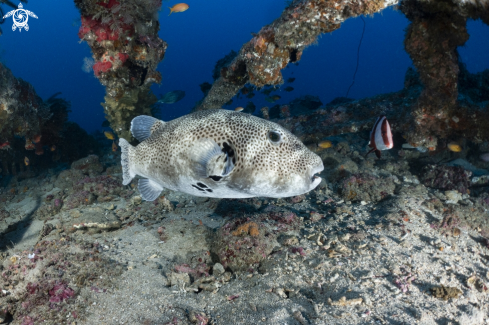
[138,178,164,201]
[130,115,165,142]
[190,138,235,179]
[190,138,223,178]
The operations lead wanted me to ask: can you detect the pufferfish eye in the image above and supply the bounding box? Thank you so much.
[268,130,282,145]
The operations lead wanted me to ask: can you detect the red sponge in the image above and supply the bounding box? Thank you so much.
[93,61,112,77]
[118,53,129,63]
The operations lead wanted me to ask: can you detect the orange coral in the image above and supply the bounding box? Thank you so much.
[249,223,259,237]
[252,36,267,54]
[232,222,259,237]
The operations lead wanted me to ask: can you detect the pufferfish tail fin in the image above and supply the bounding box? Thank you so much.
[130,115,165,142]
[119,138,136,185]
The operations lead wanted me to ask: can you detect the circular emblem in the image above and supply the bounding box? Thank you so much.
[2,3,38,32]
[13,8,29,29]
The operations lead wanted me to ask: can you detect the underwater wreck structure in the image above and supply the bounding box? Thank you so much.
[0,64,59,176]
[0,64,50,148]
[74,0,489,148]
[196,0,399,110]
[0,63,100,177]
[400,0,489,149]
[196,0,489,150]
[75,0,167,140]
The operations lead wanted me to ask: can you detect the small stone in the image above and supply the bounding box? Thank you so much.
[309,211,323,222]
[249,303,257,312]
[467,276,487,292]
[188,310,208,323]
[73,221,121,230]
[169,272,191,288]
[39,223,55,239]
[221,272,232,282]
[289,195,305,204]
[431,285,462,300]
[445,190,462,203]
[70,210,82,218]
[327,296,363,306]
[107,204,115,210]
[278,234,299,246]
[275,288,287,299]
[213,263,225,276]
[362,295,372,306]
[131,196,142,206]
[158,196,174,211]
[292,310,308,325]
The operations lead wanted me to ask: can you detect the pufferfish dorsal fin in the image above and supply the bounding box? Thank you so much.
[191,138,235,179]
[130,115,165,142]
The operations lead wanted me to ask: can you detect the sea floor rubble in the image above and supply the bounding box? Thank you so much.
[0,131,488,324]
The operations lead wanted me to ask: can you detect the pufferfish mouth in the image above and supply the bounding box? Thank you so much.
[310,166,324,183]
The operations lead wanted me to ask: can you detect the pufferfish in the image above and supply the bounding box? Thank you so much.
[119,109,324,201]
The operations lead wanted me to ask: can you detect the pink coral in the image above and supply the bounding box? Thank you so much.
[118,53,129,63]
[421,165,471,194]
[289,246,306,256]
[78,15,123,43]
[49,282,75,303]
[26,282,38,294]
[78,16,97,39]
[93,61,112,77]
[94,27,119,42]
[174,263,210,278]
[394,273,416,293]
[195,313,209,325]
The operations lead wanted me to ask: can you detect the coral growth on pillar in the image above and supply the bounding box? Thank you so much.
[197,0,399,110]
[400,0,489,148]
[75,0,167,140]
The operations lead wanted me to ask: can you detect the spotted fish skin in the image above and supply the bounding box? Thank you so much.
[119,109,324,201]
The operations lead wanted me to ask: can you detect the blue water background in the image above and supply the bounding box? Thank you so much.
[1,1,488,134]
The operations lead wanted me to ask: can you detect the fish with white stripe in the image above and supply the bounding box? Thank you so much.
[366,115,393,159]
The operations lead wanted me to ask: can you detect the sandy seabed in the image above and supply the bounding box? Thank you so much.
[0,132,489,325]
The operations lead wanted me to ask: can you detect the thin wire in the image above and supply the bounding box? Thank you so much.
[345,16,366,98]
